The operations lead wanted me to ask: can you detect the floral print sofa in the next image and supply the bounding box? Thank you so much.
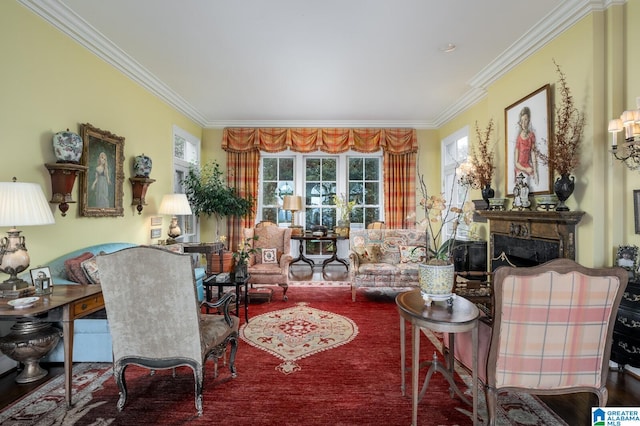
[348,229,426,301]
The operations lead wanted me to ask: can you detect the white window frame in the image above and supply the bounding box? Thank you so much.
[441,126,470,241]
[171,125,200,243]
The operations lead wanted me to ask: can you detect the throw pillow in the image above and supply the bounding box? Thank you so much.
[360,244,381,263]
[262,248,278,264]
[399,245,426,263]
[81,256,100,284]
[64,252,94,285]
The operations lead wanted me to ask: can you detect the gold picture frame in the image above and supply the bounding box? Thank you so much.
[504,84,553,196]
[80,123,125,217]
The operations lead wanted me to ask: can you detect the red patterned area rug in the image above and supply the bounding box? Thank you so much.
[241,303,358,374]
[0,286,568,425]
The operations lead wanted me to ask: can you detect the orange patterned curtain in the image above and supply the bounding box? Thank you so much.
[384,151,417,229]
[223,127,417,233]
[226,148,260,251]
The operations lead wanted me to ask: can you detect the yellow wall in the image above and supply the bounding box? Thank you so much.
[3,0,639,271]
[0,1,202,266]
[436,3,640,268]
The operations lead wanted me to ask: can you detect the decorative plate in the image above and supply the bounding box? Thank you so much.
[8,296,39,309]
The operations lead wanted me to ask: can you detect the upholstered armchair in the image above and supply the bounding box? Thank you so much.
[243,224,293,301]
[96,246,239,416]
[446,258,627,425]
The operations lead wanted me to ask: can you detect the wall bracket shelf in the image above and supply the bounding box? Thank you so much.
[45,163,88,216]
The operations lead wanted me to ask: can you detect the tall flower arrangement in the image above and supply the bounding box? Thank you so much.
[415,167,476,265]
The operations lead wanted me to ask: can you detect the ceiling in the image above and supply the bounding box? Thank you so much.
[21,0,603,128]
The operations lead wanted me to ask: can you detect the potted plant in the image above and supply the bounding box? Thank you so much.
[415,167,476,298]
[333,193,356,237]
[182,160,253,272]
[539,60,585,211]
[469,119,496,208]
[232,236,259,279]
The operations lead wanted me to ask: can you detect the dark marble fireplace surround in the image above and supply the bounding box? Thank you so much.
[477,211,585,271]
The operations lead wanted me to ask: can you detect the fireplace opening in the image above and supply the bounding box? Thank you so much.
[491,234,560,271]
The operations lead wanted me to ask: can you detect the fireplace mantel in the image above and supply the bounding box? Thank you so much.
[478,210,585,270]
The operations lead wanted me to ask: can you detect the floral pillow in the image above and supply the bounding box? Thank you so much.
[261,248,278,264]
[81,256,100,284]
[359,244,381,263]
[399,245,426,263]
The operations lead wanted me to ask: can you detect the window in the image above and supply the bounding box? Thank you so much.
[257,151,383,257]
[348,157,381,227]
[172,125,200,242]
[441,127,470,240]
[260,157,295,225]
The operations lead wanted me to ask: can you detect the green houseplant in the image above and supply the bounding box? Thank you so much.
[182,160,253,274]
[181,160,253,238]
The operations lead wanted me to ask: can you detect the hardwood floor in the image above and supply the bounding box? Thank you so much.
[0,265,638,425]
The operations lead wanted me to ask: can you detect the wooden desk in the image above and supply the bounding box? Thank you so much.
[0,285,104,408]
[291,234,348,271]
[396,289,479,426]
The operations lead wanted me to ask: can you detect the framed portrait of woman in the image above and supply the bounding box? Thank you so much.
[80,123,125,217]
[504,84,553,196]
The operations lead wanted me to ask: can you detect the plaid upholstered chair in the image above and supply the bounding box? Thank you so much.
[243,224,293,301]
[482,259,627,425]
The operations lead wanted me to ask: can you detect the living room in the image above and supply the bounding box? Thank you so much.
[1,0,639,423]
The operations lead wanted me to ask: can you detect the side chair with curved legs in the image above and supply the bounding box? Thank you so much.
[96,246,239,416]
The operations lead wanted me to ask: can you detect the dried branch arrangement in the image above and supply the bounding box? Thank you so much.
[540,60,585,175]
[469,119,495,187]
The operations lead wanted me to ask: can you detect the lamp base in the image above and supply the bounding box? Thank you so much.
[0,277,30,291]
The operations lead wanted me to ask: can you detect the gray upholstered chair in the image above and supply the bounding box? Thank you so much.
[244,224,293,300]
[96,246,239,416]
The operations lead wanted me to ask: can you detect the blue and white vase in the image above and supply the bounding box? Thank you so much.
[52,130,83,163]
[133,154,152,177]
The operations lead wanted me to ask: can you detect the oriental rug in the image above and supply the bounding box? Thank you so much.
[0,286,568,425]
[240,303,358,374]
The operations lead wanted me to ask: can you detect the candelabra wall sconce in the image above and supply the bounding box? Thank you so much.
[129,177,156,214]
[609,97,640,170]
[44,163,88,216]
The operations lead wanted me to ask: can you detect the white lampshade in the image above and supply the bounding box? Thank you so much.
[0,180,55,290]
[282,195,302,211]
[621,110,636,126]
[0,181,55,227]
[158,193,192,216]
[608,119,623,133]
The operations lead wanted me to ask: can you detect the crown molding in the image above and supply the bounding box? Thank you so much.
[204,119,437,130]
[17,0,208,127]
[468,0,609,90]
[18,0,620,130]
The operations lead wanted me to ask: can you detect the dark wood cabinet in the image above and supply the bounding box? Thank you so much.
[452,240,487,272]
[611,279,640,370]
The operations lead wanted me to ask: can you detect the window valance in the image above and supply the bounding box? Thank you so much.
[222,127,417,155]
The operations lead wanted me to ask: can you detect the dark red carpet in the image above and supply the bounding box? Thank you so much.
[69,287,473,425]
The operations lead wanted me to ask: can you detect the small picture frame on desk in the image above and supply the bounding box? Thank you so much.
[616,245,638,279]
[30,266,53,295]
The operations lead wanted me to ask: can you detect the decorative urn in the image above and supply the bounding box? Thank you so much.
[133,154,153,177]
[52,129,83,163]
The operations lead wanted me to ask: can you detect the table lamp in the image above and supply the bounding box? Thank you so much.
[283,195,303,236]
[0,179,55,290]
[158,193,192,243]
